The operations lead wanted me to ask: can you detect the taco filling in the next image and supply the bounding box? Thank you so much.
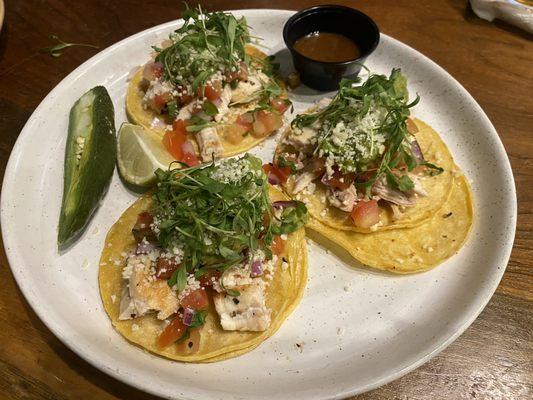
[134,7,290,164]
[113,155,307,351]
[271,69,445,231]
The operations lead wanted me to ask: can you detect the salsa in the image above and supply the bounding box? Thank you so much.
[293,32,360,62]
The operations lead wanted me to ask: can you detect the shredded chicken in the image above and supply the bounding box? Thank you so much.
[389,203,403,221]
[213,280,271,331]
[371,174,427,207]
[327,185,358,212]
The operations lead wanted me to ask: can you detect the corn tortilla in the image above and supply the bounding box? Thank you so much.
[306,172,473,273]
[98,187,308,362]
[277,119,455,233]
[126,45,287,159]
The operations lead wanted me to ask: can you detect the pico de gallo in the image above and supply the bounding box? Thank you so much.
[140,6,290,164]
[272,69,443,229]
[118,155,307,350]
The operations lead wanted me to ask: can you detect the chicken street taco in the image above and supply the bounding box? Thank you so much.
[126,7,291,166]
[99,155,308,362]
[306,171,473,273]
[271,69,454,233]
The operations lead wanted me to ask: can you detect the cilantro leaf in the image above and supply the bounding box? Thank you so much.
[189,310,208,328]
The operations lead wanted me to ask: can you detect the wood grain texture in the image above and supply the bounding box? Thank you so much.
[0,0,531,399]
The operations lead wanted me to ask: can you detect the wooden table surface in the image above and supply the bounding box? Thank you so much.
[0,0,531,398]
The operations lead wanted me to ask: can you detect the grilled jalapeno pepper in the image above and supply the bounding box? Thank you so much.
[58,86,116,247]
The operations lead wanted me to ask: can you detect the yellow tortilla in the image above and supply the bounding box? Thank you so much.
[98,187,308,362]
[126,45,287,158]
[277,119,455,233]
[306,171,473,273]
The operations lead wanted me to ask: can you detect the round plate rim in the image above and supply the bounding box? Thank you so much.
[0,9,517,399]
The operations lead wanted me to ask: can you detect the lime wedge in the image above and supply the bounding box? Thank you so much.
[117,123,175,186]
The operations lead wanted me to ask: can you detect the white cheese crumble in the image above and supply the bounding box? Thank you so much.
[210,157,258,184]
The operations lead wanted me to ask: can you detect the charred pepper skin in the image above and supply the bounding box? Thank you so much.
[58,86,117,247]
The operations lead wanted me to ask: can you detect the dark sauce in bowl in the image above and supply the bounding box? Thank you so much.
[283,5,380,91]
[293,32,361,63]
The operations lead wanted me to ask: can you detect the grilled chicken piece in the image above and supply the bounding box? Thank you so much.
[213,281,271,331]
[214,85,232,122]
[327,185,358,212]
[230,72,264,104]
[177,100,197,120]
[196,126,224,161]
[119,256,179,320]
[286,126,317,153]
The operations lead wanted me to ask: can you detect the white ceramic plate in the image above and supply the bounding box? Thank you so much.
[1,10,516,399]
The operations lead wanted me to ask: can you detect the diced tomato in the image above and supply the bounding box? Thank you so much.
[270,97,290,114]
[197,82,222,101]
[180,288,209,310]
[198,270,222,288]
[172,119,188,135]
[163,120,194,162]
[142,61,164,82]
[132,212,155,242]
[262,163,291,184]
[322,170,355,190]
[155,257,180,280]
[177,91,193,106]
[152,92,172,112]
[271,235,285,255]
[350,200,380,228]
[163,131,186,160]
[251,110,283,138]
[181,140,199,167]
[236,112,254,132]
[158,315,187,348]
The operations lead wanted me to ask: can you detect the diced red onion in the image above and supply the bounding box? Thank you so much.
[410,139,425,164]
[251,260,263,277]
[150,117,167,130]
[136,241,159,255]
[182,307,195,326]
[272,200,296,209]
[267,172,281,185]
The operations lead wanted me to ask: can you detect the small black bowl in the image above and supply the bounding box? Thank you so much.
[283,5,380,91]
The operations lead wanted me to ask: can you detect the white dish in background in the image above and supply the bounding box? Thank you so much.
[1,10,516,400]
